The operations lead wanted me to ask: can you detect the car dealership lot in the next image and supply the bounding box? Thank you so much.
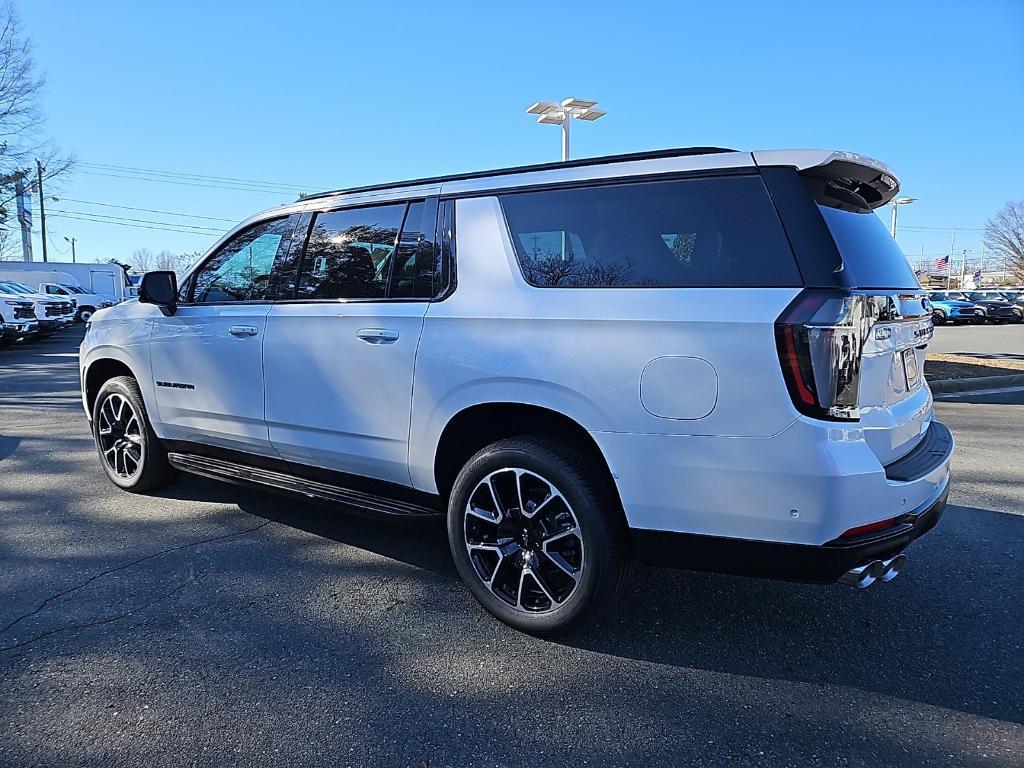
[1,330,1022,767]
[928,322,1024,358]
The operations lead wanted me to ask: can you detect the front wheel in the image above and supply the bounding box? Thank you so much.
[447,436,630,636]
[92,376,178,492]
[932,311,947,325]
[77,306,95,322]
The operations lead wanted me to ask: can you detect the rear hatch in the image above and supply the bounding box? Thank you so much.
[761,152,933,468]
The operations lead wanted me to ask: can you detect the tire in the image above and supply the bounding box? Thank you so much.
[91,375,178,492]
[932,310,947,325]
[77,306,96,322]
[447,435,630,636]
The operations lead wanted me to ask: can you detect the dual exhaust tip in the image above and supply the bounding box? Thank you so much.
[839,553,907,589]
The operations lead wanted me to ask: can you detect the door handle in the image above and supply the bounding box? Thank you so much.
[356,328,400,344]
[228,325,259,338]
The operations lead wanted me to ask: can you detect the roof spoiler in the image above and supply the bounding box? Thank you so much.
[753,150,900,211]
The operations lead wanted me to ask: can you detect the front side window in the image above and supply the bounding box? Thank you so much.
[297,203,406,300]
[191,216,299,303]
[500,176,800,288]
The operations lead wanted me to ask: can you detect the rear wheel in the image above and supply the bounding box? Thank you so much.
[92,376,178,492]
[447,436,630,636]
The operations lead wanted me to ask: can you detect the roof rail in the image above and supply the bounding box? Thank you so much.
[299,146,738,202]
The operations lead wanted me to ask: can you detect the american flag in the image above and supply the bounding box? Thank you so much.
[934,255,949,272]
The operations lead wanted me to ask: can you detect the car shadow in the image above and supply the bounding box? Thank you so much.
[148,475,1024,725]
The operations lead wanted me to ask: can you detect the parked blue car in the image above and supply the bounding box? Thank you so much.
[927,292,985,325]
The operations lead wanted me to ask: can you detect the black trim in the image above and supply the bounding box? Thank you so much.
[435,199,456,300]
[302,147,737,202]
[442,166,754,202]
[162,439,441,516]
[883,421,954,482]
[760,166,851,289]
[631,477,949,583]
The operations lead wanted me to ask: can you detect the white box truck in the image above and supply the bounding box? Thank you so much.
[0,261,132,303]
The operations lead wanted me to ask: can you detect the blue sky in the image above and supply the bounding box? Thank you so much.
[18,0,1024,269]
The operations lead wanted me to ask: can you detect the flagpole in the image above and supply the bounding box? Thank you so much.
[947,226,956,289]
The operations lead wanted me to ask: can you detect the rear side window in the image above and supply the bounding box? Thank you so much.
[500,176,800,288]
[816,206,920,290]
[390,200,440,299]
[297,204,406,300]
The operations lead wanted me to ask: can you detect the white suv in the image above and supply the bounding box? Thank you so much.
[80,147,953,635]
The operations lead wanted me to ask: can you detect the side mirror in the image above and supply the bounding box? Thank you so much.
[139,271,178,315]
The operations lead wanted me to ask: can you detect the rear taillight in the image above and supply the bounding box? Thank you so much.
[775,290,877,421]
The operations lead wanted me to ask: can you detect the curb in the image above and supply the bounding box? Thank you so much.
[928,373,1024,394]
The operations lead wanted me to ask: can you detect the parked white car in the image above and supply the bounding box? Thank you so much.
[0,269,116,322]
[0,281,74,333]
[0,292,37,345]
[37,282,114,322]
[80,147,953,635]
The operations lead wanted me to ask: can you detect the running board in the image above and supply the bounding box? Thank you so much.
[166,452,440,518]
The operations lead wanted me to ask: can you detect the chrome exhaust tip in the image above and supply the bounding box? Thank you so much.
[879,553,907,583]
[838,560,884,589]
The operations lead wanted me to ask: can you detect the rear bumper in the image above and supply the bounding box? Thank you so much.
[632,476,948,583]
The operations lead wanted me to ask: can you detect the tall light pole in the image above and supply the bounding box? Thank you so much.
[64,235,76,263]
[889,196,916,237]
[525,98,606,161]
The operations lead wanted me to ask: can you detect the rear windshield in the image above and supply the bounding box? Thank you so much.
[500,175,801,288]
[817,205,920,290]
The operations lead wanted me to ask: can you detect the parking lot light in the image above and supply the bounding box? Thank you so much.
[890,196,917,237]
[525,97,606,161]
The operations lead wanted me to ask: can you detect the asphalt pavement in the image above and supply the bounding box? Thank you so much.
[1,329,1022,767]
[929,323,1024,359]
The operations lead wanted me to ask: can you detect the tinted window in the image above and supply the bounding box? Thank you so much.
[389,200,439,299]
[297,204,405,299]
[500,176,800,288]
[817,206,920,290]
[192,216,299,303]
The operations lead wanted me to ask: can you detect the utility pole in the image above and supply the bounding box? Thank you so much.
[36,159,48,262]
[65,236,76,263]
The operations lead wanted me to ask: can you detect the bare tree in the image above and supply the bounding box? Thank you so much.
[0,2,73,259]
[177,250,203,272]
[130,247,153,272]
[154,249,177,271]
[984,200,1024,280]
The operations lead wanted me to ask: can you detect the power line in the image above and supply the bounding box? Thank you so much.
[58,197,238,222]
[48,207,225,234]
[900,225,986,232]
[79,161,322,191]
[76,169,304,195]
[48,212,222,237]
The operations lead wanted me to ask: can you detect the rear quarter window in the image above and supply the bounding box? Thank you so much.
[500,175,801,288]
[816,205,920,290]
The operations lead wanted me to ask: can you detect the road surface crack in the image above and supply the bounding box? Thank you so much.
[0,579,193,652]
[0,515,280,639]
